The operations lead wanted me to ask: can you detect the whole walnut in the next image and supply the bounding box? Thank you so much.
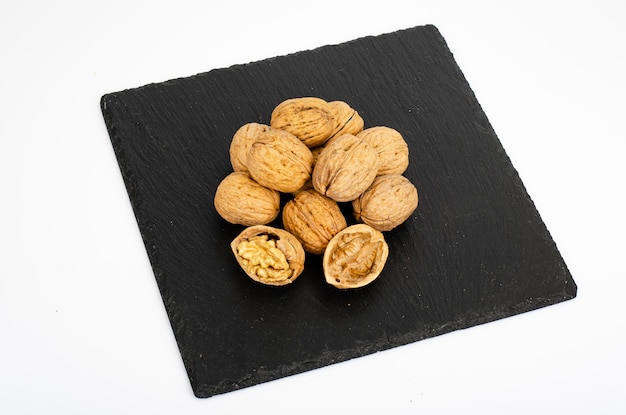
[247,129,314,193]
[282,189,348,254]
[357,126,409,176]
[270,97,335,148]
[229,122,271,173]
[214,172,281,226]
[312,133,380,202]
[352,174,418,231]
[328,100,364,138]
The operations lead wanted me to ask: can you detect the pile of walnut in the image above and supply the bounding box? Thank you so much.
[214,97,418,289]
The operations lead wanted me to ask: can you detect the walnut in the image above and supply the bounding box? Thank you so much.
[214,172,280,226]
[229,122,271,173]
[270,97,335,148]
[328,101,364,138]
[352,174,418,231]
[312,133,380,202]
[231,225,305,286]
[357,126,409,176]
[291,145,325,195]
[310,145,325,164]
[323,224,389,289]
[282,189,348,254]
[247,129,314,193]
[215,97,420,291]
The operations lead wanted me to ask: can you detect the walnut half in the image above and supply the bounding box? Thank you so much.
[231,225,305,286]
[322,224,389,289]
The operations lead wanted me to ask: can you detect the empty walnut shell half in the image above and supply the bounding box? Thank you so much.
[282,189,348,255]
[247,129,314,193]
[270,97,335,148]
[357,126,409,176]
[229,122,271,173]
[323,224,389,289]
[231,225,305,286]
[214,172,280,226]
[312,133,380,202]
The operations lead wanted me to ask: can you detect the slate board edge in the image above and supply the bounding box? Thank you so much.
[197,290,574,398]
[100,25,441,99]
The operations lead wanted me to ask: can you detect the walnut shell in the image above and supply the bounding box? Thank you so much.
[312,133,380,202]
[352,174,418,231]
[270,97,335,148]
[231,225,305,286]
[214,172,281,226]
[282,189,348,255]
[328,101,364,138]
[247,129,314,193]
[323,224,389,289]
[357,126,409,176]
[291,145,325,195]
[229,122,271,173]
[310,145,325,164]
[213,172,280,226]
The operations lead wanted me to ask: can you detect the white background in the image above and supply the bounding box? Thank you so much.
[1,1,625,413]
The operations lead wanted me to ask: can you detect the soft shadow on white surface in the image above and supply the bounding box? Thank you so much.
[1,1,624,414]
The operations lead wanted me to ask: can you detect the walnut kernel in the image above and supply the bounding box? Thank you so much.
[231,225,305,286]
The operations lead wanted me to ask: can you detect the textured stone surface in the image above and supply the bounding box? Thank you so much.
[101,24,576,398]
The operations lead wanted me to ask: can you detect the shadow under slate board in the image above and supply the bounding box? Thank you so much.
[100,25,577,398]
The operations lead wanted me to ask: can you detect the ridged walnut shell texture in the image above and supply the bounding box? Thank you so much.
[270,97,335,148]
[289,146,325,195]
[312,133,380,202]
[229,122,271,173]
[357,126,409,176]
[353,174,419,231]
[282,189,348,255]
[323,224,389,289]
[231,225,305,286]
[328,100,364,138]
[247,129,314,193]
[214,172,280,226]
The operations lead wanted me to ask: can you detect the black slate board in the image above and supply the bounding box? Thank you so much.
[101,25,576,398]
